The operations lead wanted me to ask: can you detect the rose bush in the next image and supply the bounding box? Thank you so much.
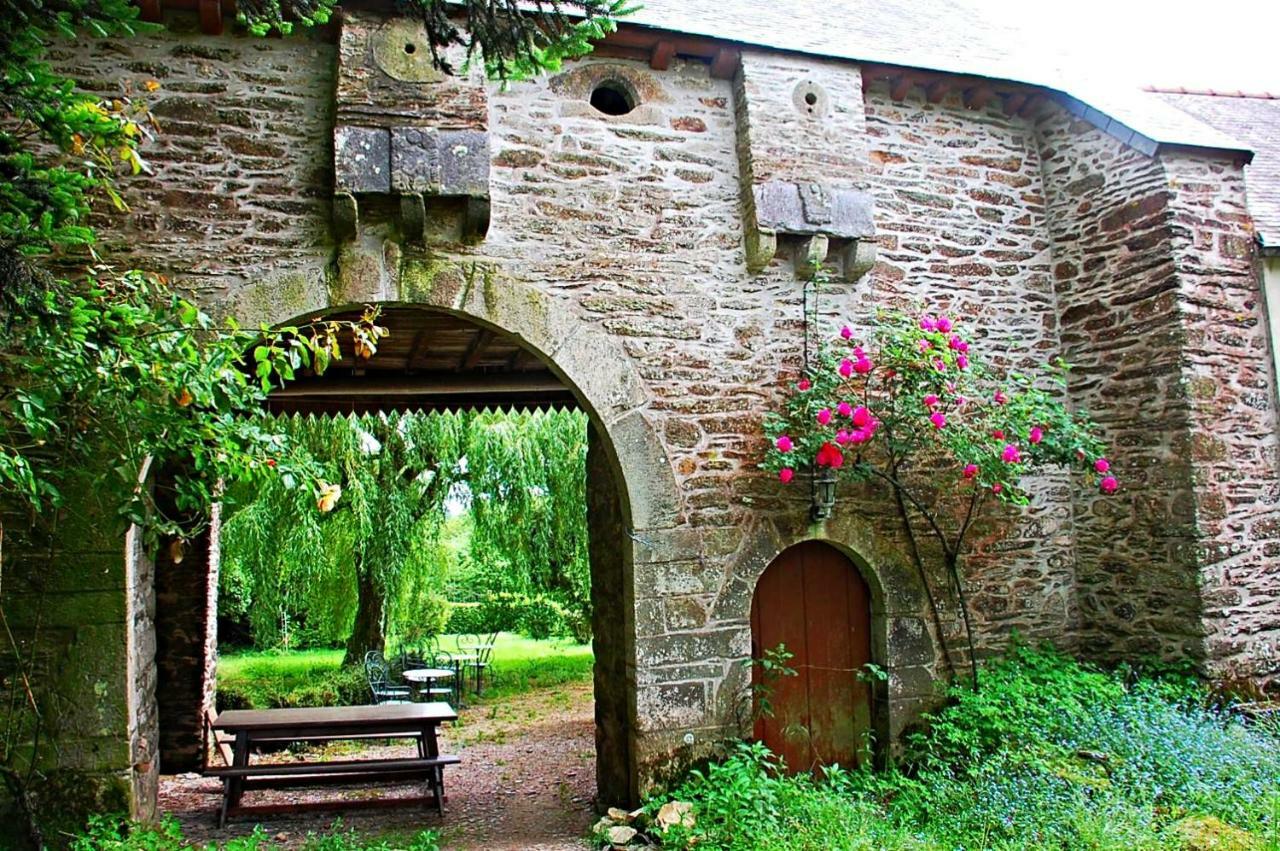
[762,306,1116,686]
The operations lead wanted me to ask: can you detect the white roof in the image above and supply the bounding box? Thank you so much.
[622,0,1248,154]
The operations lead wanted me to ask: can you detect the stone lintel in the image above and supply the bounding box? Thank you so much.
[334,126,390,194]
[754,180,875,240]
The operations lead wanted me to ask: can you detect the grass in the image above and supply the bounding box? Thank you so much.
[216,633,593,710]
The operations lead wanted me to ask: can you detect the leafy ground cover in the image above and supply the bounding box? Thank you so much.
[216,633,593,710]
[632,644,1280,851]
[70,816,440,851]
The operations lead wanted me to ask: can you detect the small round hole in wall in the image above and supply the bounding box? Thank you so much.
[590,80,637,116]
[793,81,830,118]
[403,42,417,55]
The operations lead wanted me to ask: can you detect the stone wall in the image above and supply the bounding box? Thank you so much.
[1036,111,1202,661]
[24,9,1280,828]
[0,472,150,845]
[1164,153,1280,678]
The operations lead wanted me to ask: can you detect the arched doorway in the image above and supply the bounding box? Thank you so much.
[152,304,639,811]
[750,541,872,772]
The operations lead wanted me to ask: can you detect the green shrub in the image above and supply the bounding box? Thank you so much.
[640,643,1280,851]
[70,815,440,851]
[443,592,571,640]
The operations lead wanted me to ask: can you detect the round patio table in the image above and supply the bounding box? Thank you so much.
[402,668,455,704]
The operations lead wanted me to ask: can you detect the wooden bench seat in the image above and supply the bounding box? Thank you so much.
[207,703,460,825]
[207,755,460,778]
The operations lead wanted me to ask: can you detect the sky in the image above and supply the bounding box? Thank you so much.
[986,0,1280,93]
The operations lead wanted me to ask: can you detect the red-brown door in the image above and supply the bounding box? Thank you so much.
[750,541,872,773]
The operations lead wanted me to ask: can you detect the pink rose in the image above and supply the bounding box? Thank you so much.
[992,482,1003,494]
[924,394,939,408]
[936,316,953,333]
[837,401,853,418]
[1029,426,1043,445]
[956,354,969,370]
[949,335,968,353]
[1094,458,1110,473]
[934,358,946,372]
[851,406,871,428]
[816,408,833,426]
[853,357,873,374]
[775,435,793,453]
[779,467,794,484]
[839,359,854,378]
[963,463,978,479]
[840,325,853,340]
[992,429,1005,440]
[994,390,1007,405]
[930,412,946,429]
[918,339,933,353]
[1002,443,1021,463]
[1099,475,1118,494]
[798,378,812,391]
[920,315,937,331]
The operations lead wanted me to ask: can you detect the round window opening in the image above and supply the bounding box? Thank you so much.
[590,80,637,116]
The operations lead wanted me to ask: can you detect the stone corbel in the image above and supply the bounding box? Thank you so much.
[793,234,829,279]
[840,238,877,282]
[745,226,777,274]
[742,179,876,279]
[333,192,359,243]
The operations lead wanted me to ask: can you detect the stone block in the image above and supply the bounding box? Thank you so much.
[887,616,934,666]
[334,126,391,193]
[753,181,875,239]
[636,681,707,731]
[390,128,489,197]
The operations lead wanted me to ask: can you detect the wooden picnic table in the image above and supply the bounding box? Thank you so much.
[207,703,459,826]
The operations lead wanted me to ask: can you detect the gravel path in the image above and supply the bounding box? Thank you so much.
[161,681,597,850]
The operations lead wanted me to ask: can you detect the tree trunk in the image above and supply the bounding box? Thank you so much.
[343,565,385,666]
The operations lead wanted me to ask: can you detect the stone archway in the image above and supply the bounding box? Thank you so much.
[152,263,684,809]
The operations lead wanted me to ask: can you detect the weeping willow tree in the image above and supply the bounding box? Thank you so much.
[221,407,589,664]
[221,412,467,664]
[463,409,589,612]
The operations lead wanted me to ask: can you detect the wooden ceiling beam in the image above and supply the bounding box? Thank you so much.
[650,39,676,70]
[926,79,952,104]
[1018,93,1047,117]
[889,74,916,101]
[1002,92,1028,116]
[270,374,569,399]
[458,329,495,371]
[709,47,740,80]
[963,85,994,111]
[405,326,432,372]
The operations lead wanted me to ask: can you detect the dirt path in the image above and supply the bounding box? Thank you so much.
[161,681,597,850]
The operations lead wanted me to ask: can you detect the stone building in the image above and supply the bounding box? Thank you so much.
[6,0,1280,837]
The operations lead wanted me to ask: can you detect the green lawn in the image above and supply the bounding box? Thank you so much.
[217,633,594,710]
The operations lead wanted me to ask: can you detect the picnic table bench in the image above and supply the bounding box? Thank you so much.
[205,703,459,827]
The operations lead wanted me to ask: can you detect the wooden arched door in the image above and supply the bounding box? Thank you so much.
[750,541,872,772]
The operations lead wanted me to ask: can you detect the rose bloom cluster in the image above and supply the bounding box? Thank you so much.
[767,313,1118,496]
